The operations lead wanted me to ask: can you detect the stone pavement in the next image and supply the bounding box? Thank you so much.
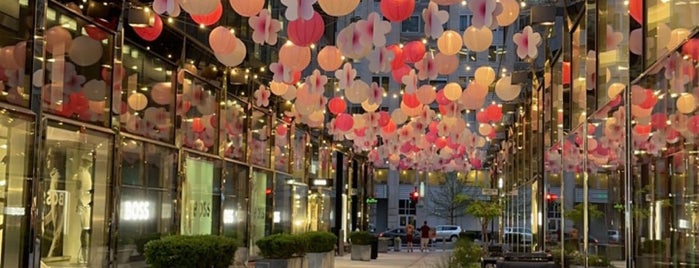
[335,250,452,268]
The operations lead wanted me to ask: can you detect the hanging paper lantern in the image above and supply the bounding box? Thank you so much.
[335,113,354,132]
[630,29,643,56]
[463,26,492,52]
[128,93,148,111]
[435,53,458,75]
[191,117,206,132]
[215,38,246,67]
[437,30,462,56]
[391,108,408,125]
[496,0,520,26]
[651,113,668,130]
[68,36,103,67]
[209,26,238,55]
[562,61,571,85]
[387,44,404,70]
[629,0,642,23]
[190,2,223,26]
[478,123,493,136]
[346,80,370,104]
[633,124,652,135]
[0,46,18,70]
[495,76,521,101]
[682,38,699,61]
[391,64,411,83]
[402,93,421,108]
[443,83,462,101]
[380,0,416,22]
[667,28,691,50]
[474,66,496,86]
[677,94,697,114]
[279,43,311,71]
[45,26,73,54]
[416,85,436,104]
[151,82,173,105]
[12,41,26,69]
[485,104,503,122]
[318,46,343,71]
[229,0,265,17]
[435,89,450,105]
[288,11,325,47]
[476,111,489,123]
[319,0,360,16]
[84,24,108,41]
[403,41,426,63]
[133,14,163,41]
[607,83,625,99]
[88,100,106,114]
[465,82,488,100]
[378,111,391,127]
[180,0,218,15]
[328,97,347,115]
[82,79,107,101]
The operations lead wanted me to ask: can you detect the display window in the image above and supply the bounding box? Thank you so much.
[180,154,221,236]
[250,109,271,168]
[118,42,176,143]
[644,0,699,67]
[116,138,177,265]
[178,73,219,154]
[222,162,248,242]
[291,128,308,179]
[0,111,33,267]
[220,95,246,161]
[40,122,113,267]
[249,169,273,258]
[274,120,290,172]
[42,4,115,127]
[0,1,31,107]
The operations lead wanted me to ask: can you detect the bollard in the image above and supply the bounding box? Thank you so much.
[394,237,402,252]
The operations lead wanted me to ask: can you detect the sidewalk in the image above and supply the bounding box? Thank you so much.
[335,250,452,268]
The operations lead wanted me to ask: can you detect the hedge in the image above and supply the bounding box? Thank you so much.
[144,235,238,268]
[302,231,337,253]
[256,233,310,259]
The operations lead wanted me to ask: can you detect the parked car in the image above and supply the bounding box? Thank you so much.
[608,230,621,244]
[378,228,420,246]
[504,227,532,234]
[435,225,462,241]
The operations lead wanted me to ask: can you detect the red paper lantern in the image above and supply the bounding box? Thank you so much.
[425,133,437,143]
[391,64,411,83]
[328,97,347,115]
[287,11,325,47]
[191,118,206,132]
[428,121,439,133]
[69,92,89,115]
[381,120,397,134]
[470,158,482,169]
[378,111,391,127]
[562,61,571,85]
[651,113,668,130]
[191,2,222,26]
[629,0,642,24]
[633,124,651,135]
[485,104,503,122]
[476,111,489,123]
[354,127,367,137]
[276,124,288,136]
[435,89,450,105]
[402,93,420,108]
[133,14,163,41]
[335,113,354,132]
[403,41,425,63]
[85,24,108,41]
[682,39,699,62]
[380,0,415,22]
[639,90,657,109]
[387,44,404,70]
[435,137,447,149]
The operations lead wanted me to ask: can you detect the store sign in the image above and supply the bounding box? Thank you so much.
[123,201,151,221]
[366,198,378,204]
[223,209,236,224]
[482,188,498,196]
[312,179,332,187]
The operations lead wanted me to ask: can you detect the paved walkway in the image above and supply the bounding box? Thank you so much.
[335,250,452,268]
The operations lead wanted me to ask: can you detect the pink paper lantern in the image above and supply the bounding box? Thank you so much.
[435,53,458,75]
[318,46,343,71]
[335,113,354,132]
[229,0,265,17]
[403,41,425,63]
[378,111,390,127]
[380,0,415,22]
[209,26,238,55]
[651,113,668,130]
[45,26,73,54]
[13,41,26,68]
[328,97,347,115]
[191,2,222,26]
[133,14,163,41]
[279,43,311,71]
[288,11,325,47]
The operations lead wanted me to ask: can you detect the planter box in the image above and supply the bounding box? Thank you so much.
[350,245,371,261]
[254,256,307,268]
[377,238,389,253]
[305,251,334,268]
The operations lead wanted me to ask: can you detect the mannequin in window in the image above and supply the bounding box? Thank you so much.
[43,148,64,258]
[74,153,93,264]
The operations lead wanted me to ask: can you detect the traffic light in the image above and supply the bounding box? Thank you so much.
[409,188,420,205]
[546,193,558,202]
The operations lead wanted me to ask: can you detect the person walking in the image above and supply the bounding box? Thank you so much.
[405,223,415,252]
[419,221,431,252]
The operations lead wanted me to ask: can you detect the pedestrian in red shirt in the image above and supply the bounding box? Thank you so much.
[419,221,431,252]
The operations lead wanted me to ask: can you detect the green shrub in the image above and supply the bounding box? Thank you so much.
[256,233,310,259]
[348,231,375,245]
[641,239,666,255]
[144,235,239,268]
[451,238,483,267]
[134,233,162,255]
[302,231,337,253]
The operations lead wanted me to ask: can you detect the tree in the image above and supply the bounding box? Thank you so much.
[465,200,502,246]
[564,203,603,227]
[428,173,476,225]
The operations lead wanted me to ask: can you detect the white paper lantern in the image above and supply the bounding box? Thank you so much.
[128,92,148,111]
[345,80,369,104]
[215,38,246,67]
[474,66,496,86]
[82,79,107,101]
[495,76,521,101]
[607,83,625,99]
[282,84,297,101]
[443,82,462,101]
[151,82,173,105]
[68,36,103,66]
[270,81,288,96]
[478,123,493,136]
[437,30,463,56]
[463,26,492,52]
[677,93,697,114]
[391,108,408,125]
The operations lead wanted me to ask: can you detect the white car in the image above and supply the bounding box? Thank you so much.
[435,225,462,241]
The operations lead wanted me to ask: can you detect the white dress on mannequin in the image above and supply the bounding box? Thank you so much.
[74,159,92,264]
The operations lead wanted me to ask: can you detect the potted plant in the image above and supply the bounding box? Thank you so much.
[568,252,610,268]
[302,231,337,268]
[348,231,374,261]
[255,233,310,268]
[144,235,238,268]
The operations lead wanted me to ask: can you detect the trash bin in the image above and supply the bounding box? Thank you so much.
[370,236,378,259]
[394,237,402,252]
[378,238,389,253]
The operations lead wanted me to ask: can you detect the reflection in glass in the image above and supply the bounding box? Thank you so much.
[181,155,221,235]
[250,110,271,167]
[249,169,273,258]
[220,96,246,160]
[40,122,112,266]
[0,1,31,107]
[178,74,219,154]
[274,121,290,172]
[223,162,248,242]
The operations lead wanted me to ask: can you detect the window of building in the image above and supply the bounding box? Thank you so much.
[398,199,416,226]
[488,46,504,62]
[459,15,472,31]
[402,16,420,33]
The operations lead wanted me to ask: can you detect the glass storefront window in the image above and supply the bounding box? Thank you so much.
[644,0,699,67]
[250,109,271,167]
[179,74,219,154]
[0,111,33,267]
[43,5,114,127]
[222,162,248,242]
[249,169,273,257]
[274,173,293,233]
[0,1,31,107]
[181,154,221,235]
[117,138,176,265]
[220,95,246,161]
[274,121,290,172]
[40,122,113,266]
[119,42,176,143]
[291,128,307,179]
